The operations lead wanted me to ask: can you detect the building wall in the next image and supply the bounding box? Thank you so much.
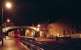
[47,22,73,37]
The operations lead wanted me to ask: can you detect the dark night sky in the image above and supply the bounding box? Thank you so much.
[0,0,81,26]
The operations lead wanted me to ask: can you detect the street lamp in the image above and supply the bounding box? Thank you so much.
[2,1,12,27]
[5,2,12,9]
[1,1,12,46]
[2,1,12,25]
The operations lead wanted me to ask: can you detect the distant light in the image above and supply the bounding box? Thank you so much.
[36,28,40,31]
[26,30,29,33]
[7,19,10,23]
[37,24,40,27]
[33,28,37,30]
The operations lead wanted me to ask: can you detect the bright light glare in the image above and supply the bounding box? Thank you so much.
[5,2,12,9]
[37,24,40,27]
[7,19,10,23]
[36,28,40,31]
[26,30,29,33]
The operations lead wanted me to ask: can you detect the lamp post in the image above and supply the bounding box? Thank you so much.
[1,1,12,46]
[2,1,12,28]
